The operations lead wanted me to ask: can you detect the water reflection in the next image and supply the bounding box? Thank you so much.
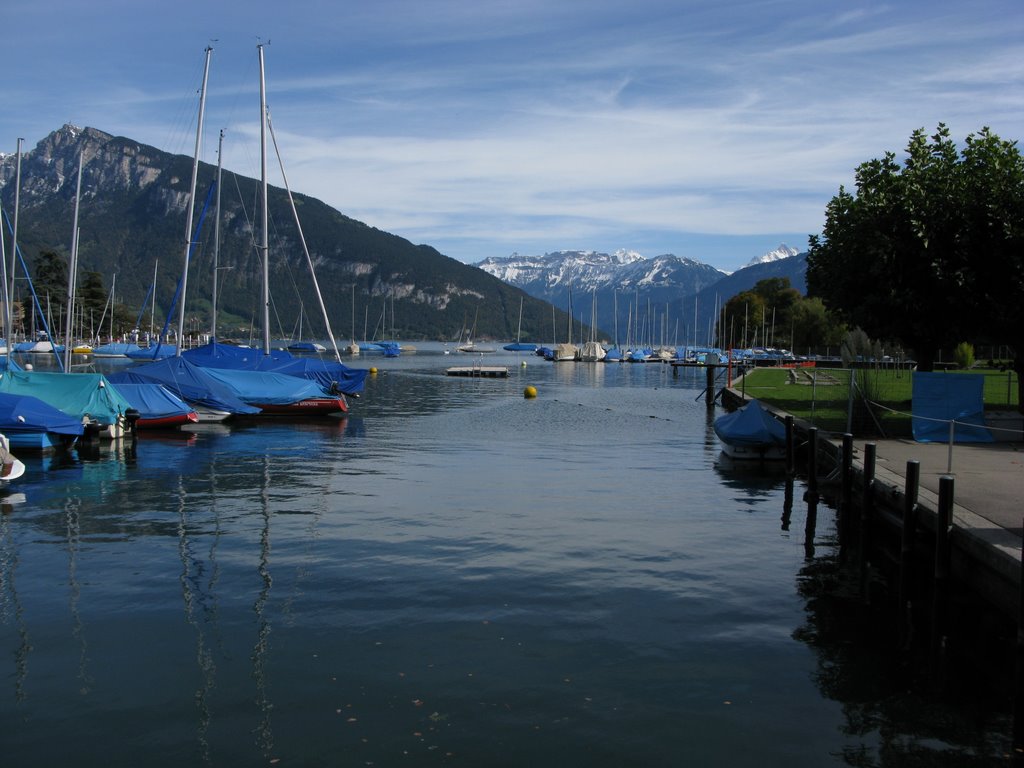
[0,351,1015,765]
[792,515,1014,764]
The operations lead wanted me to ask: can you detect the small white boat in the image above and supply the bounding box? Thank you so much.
[0,433,26,485]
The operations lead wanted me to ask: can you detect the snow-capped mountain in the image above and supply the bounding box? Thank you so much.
[744,243,800,269]
[476,249,725,299]
[476,246,806,340]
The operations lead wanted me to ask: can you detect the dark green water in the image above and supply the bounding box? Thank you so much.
[0,348,1013,766]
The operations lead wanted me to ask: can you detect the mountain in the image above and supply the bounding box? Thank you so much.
[475,249,726,339]
[476,247,806,345]
[742,243,801,270]
[678,252,808,346]
[0,125,578,343]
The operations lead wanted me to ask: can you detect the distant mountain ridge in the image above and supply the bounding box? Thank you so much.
[0,125,573,342]
[476,247,807,343]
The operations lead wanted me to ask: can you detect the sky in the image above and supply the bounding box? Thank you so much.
[2,0,1022,273]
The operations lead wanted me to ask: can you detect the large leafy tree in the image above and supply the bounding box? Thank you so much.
[806,124,1024,385]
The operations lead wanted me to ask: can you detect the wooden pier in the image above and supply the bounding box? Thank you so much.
[445,365,509,378]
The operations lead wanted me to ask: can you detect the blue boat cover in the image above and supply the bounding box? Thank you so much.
[0,370,133,427]
[93,342,143,356]
[0,392,85,438]
[714,399,786,447]
[912,372,993,443]
[503,342,537,351]
[108,357,260,415]
[183,341,367,394]
[112,382,196,420]
[127,343,179,360]
[201,367,328,405]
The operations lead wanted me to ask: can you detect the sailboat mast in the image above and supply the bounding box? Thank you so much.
[175,45,212,356]
[62,151,84,371]
[7,138,22,350]
[210,128,224,340]
[266,109,343,361]
[149,260,157,342]
[258,43,271,356]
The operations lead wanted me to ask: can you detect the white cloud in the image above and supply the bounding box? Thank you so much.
[2,0,1022,271]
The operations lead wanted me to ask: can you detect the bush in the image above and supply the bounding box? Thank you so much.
[953,342,975,369]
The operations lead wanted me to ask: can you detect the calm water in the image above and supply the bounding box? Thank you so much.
[0,345,1013,766]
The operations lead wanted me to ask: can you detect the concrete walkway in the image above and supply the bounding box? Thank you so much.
[850,438,1024,536]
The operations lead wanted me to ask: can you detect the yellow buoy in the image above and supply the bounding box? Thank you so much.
[520,360,528,367]
[370,367,378,375]
[523,385,537,399]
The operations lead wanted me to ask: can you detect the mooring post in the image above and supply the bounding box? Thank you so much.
[806,427,819,500]
[860,442,877,602]
[1016,514,1024,753]
[785,415,795,477]
[705,365,715,407]
[898,460,921,649]
[931,475,953,684]
[804,427,819,556]
[839,433,853,558]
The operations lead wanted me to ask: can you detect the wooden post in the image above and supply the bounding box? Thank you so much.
[860,443,876,602]
[785,415,795,477]
[1015,515,1024,753]
[839,433,853,558]
[705,365,715,407]
[931,475,953,683]
[804,427,819,556]
[898,460,921,649]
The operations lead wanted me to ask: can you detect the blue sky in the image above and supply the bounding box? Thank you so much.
[3,0,1022,272]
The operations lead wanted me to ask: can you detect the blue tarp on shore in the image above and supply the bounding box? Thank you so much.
[912,372,993,443]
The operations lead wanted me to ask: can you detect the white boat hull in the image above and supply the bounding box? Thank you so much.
[718,440,786,461]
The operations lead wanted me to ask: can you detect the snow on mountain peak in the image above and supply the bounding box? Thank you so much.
[744,244,800,268]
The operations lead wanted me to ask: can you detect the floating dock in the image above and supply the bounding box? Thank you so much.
[446,365,509,378]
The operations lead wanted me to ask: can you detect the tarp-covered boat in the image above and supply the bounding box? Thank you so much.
[0,370,132,439]
[112,382,199,429]
[183,341,367,396]
[92,341,144,358]
[713,399,787,460]
[0,392,84,451]
[109,357,260,419]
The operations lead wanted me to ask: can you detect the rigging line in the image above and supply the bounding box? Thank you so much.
[1,209,64,371]
[266,108,343,362]
[160,181,217,346]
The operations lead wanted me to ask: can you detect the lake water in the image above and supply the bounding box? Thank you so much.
[0,344,1013,766]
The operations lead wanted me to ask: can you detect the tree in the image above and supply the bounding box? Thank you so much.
[807,124,1024,409]
[720,277,835,350]
[957,128,1024,407]
[806,124,983,368]
[23,250,68,336]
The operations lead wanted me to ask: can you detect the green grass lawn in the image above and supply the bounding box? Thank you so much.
[733,366,1018,438]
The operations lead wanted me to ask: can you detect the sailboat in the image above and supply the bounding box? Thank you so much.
[345,285,360,356]
[175,44,354,417]
[0,152,132,440]
[503,297,537,352]
[458,307,494,353]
